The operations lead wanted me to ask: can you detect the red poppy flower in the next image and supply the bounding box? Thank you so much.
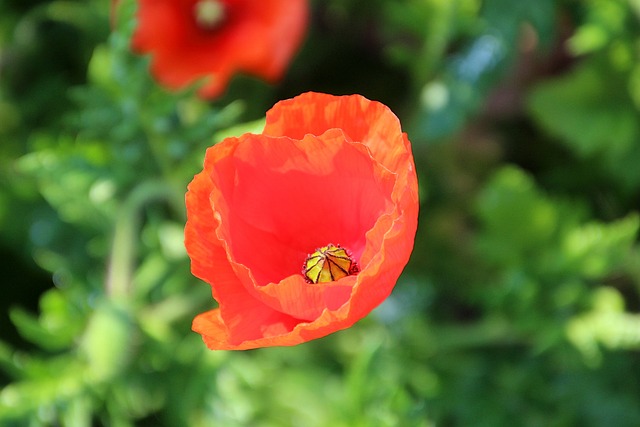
[185,92,419,350]
[120,0,308,98]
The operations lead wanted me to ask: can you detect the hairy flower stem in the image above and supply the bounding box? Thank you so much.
[105,180,184,301]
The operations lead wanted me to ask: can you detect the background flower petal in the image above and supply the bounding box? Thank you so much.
[131,0,308,98]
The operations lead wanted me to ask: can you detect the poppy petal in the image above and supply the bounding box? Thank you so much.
[202,130,396,320]
[186,147,303,344]
[192,184,418,350]
[263,92,413,174]
[125,0,308,98]
[186,93,419,350]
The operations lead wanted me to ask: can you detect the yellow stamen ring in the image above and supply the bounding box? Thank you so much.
[303,244,359,284]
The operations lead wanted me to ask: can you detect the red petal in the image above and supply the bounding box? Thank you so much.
[192,185,418,350]
[203,130,396,319]
[187,93,420,349]
[186,145,303,345]
[263,92,414,174]
[131,0,308,98]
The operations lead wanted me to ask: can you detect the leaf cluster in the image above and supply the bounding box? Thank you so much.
[1,0,640,426]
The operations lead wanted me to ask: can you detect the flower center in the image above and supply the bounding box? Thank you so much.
[303,244,359,284]
[194,0,225,30]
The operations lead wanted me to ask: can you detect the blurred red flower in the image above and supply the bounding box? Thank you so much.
[185,92,419,350]
[121,0,308,98]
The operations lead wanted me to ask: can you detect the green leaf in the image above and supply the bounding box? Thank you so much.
[566,0,628,55]
[528,61,638,157]
[562,214,639,278]
[9,289,84,351]
[475,166,559,264]
[567,287,640,366]
[0,356,87,422]
[17,137,118,230]
[79,299,136,383]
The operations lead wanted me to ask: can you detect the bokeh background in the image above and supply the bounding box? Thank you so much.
[2,0,640,425]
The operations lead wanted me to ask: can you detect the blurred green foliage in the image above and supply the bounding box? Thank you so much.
[1,0,640,426]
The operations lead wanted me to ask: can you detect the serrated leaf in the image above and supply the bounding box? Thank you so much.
[475,166,559,263]
[0,359,87,421]
[527,61,639,159]
[9,308,67,351]
[563,213,639,278]
[9,284,86,351]
[16,137,117,229]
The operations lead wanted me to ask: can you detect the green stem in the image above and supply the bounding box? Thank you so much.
[105,180,184,301]
[145,129,175,183]
[139,105,184,185]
